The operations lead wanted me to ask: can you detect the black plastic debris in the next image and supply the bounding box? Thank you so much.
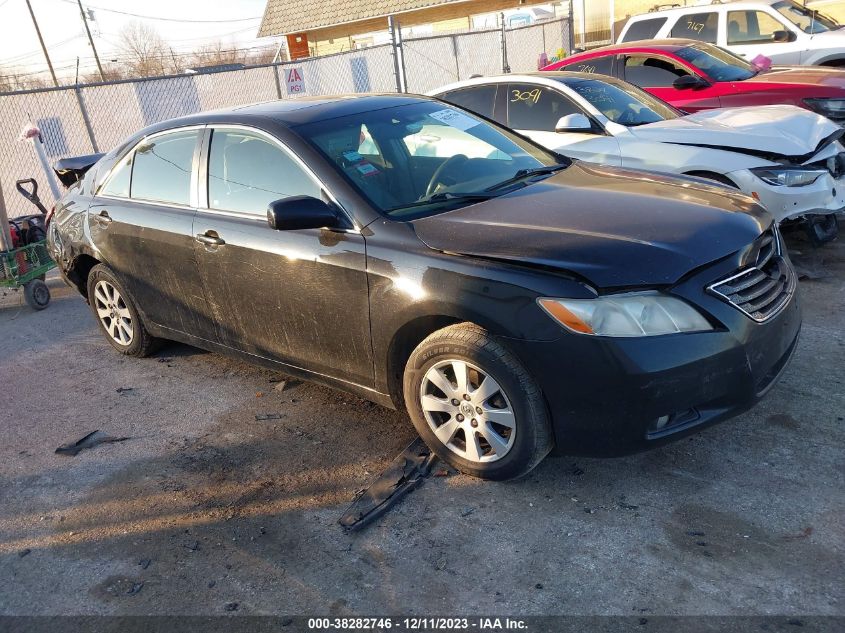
[19,549,31,558]
[55,431,130,456]
[339,437,437,531]
[126,582,144,596]
[138,558,151,570]
[115,387,134,394]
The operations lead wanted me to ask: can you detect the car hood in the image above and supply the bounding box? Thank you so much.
[412,162,770,289]
[746,65,845,88]
[628,105,842,158]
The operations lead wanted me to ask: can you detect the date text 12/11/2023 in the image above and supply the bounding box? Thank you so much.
[307,617,529,630]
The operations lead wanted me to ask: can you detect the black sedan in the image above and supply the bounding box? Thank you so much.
[48,95,801,480]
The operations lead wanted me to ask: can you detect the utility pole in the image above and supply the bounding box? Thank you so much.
[77,0,105,81]
[25,0,58,87]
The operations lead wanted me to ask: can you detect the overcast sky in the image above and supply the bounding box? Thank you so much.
[0,0,274,80]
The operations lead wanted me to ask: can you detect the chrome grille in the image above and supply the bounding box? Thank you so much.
[707,228,796,323]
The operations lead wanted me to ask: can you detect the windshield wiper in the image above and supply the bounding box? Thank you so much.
[388,191,497,213]
[485,163,570,192]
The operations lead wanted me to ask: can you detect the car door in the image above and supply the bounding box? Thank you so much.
[725,8,803,64]
[621,54,722,112]
[192,126,373,386]
[505,82,621,165]
[88,127,217,341]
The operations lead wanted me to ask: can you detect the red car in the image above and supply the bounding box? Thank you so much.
[542,40,845,123]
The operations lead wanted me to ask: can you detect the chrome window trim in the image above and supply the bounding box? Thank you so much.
[203,124,359,231]
[95,124,206,208]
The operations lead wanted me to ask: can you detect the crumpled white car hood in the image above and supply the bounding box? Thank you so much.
[629,105,842,159]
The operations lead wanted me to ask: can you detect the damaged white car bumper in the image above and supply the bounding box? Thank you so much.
[726,168,845,223]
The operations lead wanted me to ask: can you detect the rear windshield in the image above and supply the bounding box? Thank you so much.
[621,17,668,42]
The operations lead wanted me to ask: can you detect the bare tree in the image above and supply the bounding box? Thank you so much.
[118,20,173,77]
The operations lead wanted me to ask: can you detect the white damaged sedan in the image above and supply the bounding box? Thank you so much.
[430,72,845,243]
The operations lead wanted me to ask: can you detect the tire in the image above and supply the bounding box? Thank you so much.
[403,323,552,481]
[805,213,839,247]
[23,279,50,310]
[86,264,161,357]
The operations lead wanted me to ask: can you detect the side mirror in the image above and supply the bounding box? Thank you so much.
[267,196,338,231]
[555,113,593,133]
[772,30,796,43]
[672,75,709,91]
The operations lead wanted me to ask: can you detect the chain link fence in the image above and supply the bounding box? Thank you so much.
[0,18,569,218]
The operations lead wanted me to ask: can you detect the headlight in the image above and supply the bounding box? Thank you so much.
[804,98,845,120]
[538,293,713,337]
[750,167,827,187]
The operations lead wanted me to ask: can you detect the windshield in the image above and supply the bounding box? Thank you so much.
[774,1,840,34]
[674,44,758,82]
[296,102,563,218]
[558,76,681,126]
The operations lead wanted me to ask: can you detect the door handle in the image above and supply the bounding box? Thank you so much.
[195,232,225,246]
[95,210,112,225]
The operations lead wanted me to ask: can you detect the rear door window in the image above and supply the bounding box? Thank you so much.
[99,153,132,198]
[130,129,199,206]
[438,85,497,120]
[507,83,583,131]
[621,17,668,42]
[624,55,691,88]
[670,12,719,43]
[559,55,615,76]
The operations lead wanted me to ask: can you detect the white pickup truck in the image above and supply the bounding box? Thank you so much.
[618,0,845,67]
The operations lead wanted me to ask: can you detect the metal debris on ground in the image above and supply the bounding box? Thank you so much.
[55,431,130,456]
[255,413,284,421]
[339,437,437,531]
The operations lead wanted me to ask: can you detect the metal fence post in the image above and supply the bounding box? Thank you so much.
[388,15,407,93]
[74,86,99,153]
[0,178,12,251]
[451,35,460,81]
[500,13,511,73]
[272,64,283,99]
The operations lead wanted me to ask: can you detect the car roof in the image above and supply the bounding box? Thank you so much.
[628,0,779,20]
[571,38,702,56]
[428,71,623,95]
[136,94,433,139]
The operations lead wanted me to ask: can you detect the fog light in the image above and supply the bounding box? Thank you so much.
[654,415,670,430]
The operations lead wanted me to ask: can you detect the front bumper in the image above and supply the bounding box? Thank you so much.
[727,169,845,223]
[506,256,803,457]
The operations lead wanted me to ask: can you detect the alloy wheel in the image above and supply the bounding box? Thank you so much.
[419,359,516,463]
[93,280,134,346]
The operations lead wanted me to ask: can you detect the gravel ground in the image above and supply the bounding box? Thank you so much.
[0,232,842,618]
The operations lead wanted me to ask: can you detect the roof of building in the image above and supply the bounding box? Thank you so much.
[258,0,460,37]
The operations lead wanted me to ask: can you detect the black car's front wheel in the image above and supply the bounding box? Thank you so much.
[87,264,160,357]
[404,323,552,480]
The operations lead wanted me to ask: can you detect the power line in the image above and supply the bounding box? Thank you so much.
[56,0,262,24]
